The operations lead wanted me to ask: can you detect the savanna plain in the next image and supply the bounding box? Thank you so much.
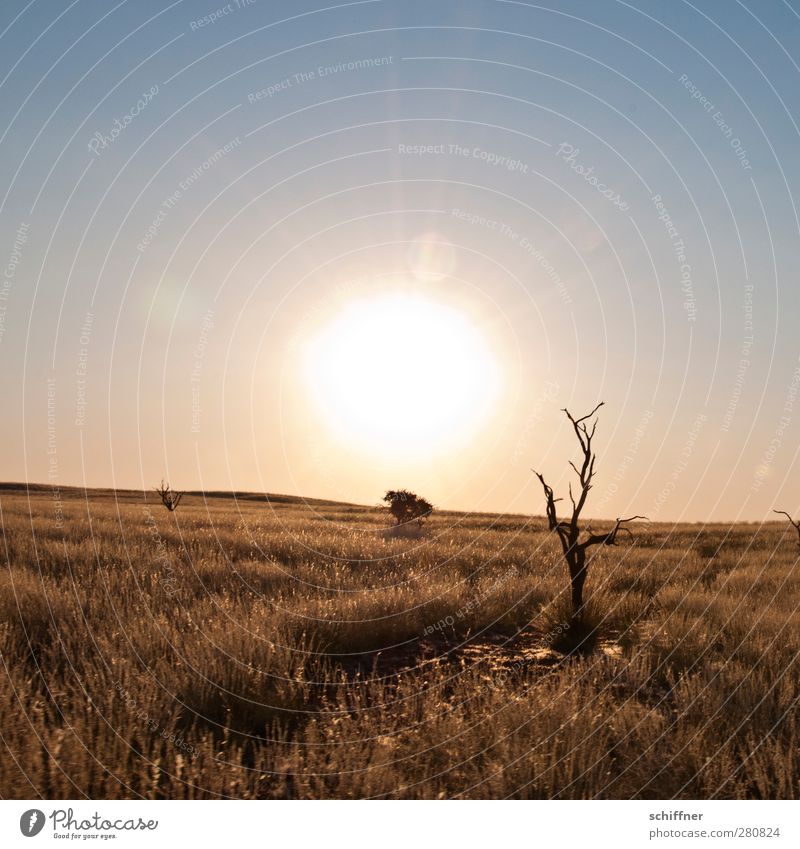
[1,485,798,799]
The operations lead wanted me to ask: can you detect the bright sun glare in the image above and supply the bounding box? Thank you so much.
[304,293,502,457]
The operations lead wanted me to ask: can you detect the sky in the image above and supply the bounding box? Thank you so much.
[1,0,799,522]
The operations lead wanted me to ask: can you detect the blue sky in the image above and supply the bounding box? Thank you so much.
[1,0,800,521]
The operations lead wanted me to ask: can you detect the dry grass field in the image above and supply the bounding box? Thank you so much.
[1,484,798,799]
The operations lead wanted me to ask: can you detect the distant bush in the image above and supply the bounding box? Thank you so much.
[383,489,433,527]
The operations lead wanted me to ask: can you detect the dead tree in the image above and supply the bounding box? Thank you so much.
[533,403,646,620]
[773,510,800,550]
[155,480,183,512]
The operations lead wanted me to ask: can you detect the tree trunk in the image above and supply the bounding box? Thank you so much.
[568,546,587,619]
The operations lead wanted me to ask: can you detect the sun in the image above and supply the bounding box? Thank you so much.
[303,292,502,457]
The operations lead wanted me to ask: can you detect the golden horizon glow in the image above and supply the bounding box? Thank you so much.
[302,291,502,459]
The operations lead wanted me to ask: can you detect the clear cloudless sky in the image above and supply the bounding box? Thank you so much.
[1,0,799,522]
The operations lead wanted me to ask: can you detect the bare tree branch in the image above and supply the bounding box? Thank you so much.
[583,515,649,549]
[774,509,799,527]
[562,402,604,456]
[774,509,800,549]
[533,469,569,553]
